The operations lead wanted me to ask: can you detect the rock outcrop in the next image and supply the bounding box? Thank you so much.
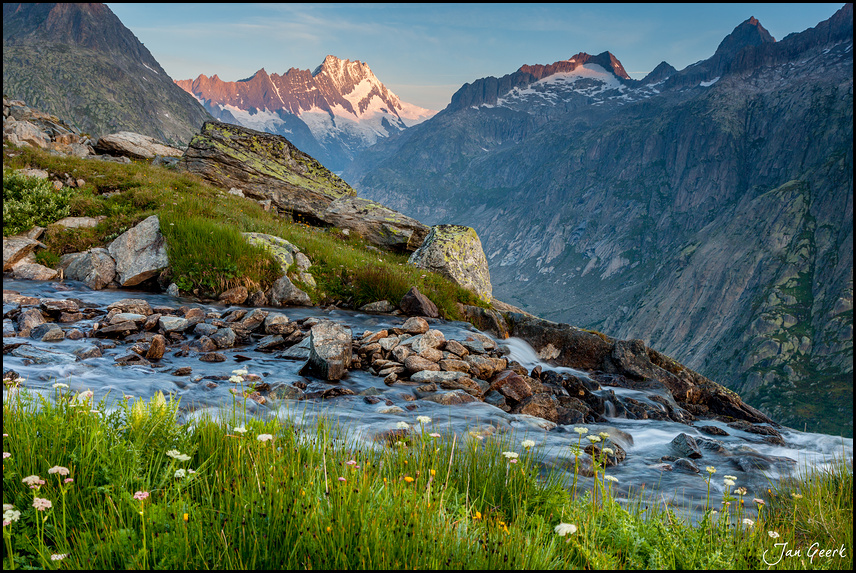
[94,132,184,160]
[180,121,429,252]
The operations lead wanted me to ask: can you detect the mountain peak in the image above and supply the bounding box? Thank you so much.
[714,15,776,60]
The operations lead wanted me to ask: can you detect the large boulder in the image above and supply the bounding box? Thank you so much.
[94,132,184,160]
[302,321,353,381]
[408,225,492,303]
[179,121,355,226]
[322,197,429,252]
[107,215,169,287]
[242,233,299,274]
[58,248,117,290]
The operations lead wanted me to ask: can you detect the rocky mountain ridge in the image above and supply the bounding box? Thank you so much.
[175,56,437,172]
[344,6,854,436]
[2,3,212,146]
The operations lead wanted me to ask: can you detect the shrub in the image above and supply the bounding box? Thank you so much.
[2,170,72,236]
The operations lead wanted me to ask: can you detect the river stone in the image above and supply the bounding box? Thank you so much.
[263,312,291,334]
[670,433,703,459]
[11,344,76,365]
[146,334,167,360]
[28,322,63,342]
[404,355,441,373]
[107,215,169,287]
[410,329,445,353]
[408,224,492,303]
[59,248,117,290]
[159,316,190,333]
[422,389,479,406]
[401,316,429,334]
[16,307,45,336]
[410,370,468,384]
[210,327,236,349]
[303,321,352,381]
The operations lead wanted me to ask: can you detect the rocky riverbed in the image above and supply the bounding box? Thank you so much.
[3,278,852,521]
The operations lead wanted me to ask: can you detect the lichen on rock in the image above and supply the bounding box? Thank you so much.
[408,224,492,303]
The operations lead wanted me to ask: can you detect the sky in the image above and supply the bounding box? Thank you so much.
[108,3,845,111]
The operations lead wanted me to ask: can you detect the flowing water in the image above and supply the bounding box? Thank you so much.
[4,279,852,522]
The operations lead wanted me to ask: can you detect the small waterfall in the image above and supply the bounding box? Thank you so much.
[499,337,592,379]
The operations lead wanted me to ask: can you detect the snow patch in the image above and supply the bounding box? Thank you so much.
[699,77,720,87]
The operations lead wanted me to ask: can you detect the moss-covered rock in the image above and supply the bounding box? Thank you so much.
[408,224,492,303]
[180,121,355,225]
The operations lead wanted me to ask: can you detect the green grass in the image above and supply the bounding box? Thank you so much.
[2,379,851,570]
[2,144,483,318]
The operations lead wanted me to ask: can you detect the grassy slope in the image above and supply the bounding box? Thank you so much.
[2,144,483,318]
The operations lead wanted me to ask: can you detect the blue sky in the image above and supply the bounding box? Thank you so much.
[108,3,844,111]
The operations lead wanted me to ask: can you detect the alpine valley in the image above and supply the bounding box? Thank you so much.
[175,56,437,173]
[344,7,854,436]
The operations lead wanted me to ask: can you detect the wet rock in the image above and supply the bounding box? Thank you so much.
[16,308,46,336]
[71,344,102,360]
[11,344,76,365]
[484,390,511,412]
[199,352,226,362]
[422,389,479,406]
[210,327,236,349]
[302,321,352,381]
[457,304,508,338]
[218,286,248,305]
[116,353,151,366]
[256,335,286,352]
[194,323,218,337]
[670,433,703,459]
[512,392,558,423]
[146,334,167,360]
[698,425,730,436]
[29,323,64,342]
[444,339,469,358]
[360,300,395,313]
[491,370,534,402]
[672,458,700,474]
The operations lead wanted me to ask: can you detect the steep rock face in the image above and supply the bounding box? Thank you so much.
[175,55,437,172]
[345,8,854,435]
[2,3,212,145]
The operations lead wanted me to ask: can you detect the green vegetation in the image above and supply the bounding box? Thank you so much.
[2,144,481,318]
[2,170,72,236]
[2,381,851,569]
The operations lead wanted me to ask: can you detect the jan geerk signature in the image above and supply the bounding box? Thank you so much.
[763,539,848,566]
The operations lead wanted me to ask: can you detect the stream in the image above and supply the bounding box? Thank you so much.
[4,278,852,522]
